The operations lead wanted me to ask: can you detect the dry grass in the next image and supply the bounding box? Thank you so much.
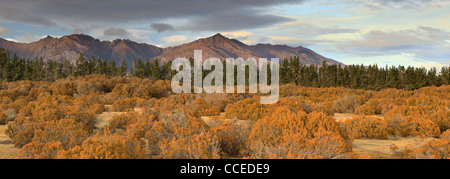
[94,106,144,132]
[0,125,19,159]
[201,112,227,126]
[333,113,357,122]
[334,113,431,159]
[95,112,127,130]
[333,113,383,122]
[352,136,435,159]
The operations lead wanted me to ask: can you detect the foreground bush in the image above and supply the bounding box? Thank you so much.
[248,106,350,159]
[225,97,268,121]
[57,129,146,159]
[391,130,450,159]
[17,118,89,159]
[341,115,388,139]
[0,112,6,125]
[210,119,252,158]
[333,95,361,113]
[112,98,136,112]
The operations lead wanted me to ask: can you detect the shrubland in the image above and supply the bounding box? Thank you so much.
[0,75,448,159]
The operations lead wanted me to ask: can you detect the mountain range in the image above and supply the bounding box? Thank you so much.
[0,33,341,66]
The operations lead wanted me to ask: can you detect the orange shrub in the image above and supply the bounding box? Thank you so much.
[57,128,146,159]
[98,93,120,105]
[17,118,89,159]
[76,80,102,96]
[333,95,362,113]
[109,113,137,130]
[225,97,268,121]
[384,106,442,137]
[0,112,7,125]
[430,109,450,133]
[17,141,64,159]
[50,80,76,96]
[210,119,252,158]
[112,83,139,98]
[159,131,221,159]
[391,130,450,159]
[7,117,45,147]
[186,98,221,117]
[342,115,388,139]
[90,103,105,114]
[112,98,136,112]
[124,115,156,139]
[145,114,212,158]
[248,106,350,159]
[385,115,441,137]
[355,100,383,115]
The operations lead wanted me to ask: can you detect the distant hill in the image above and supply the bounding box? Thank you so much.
[0,33,342,66]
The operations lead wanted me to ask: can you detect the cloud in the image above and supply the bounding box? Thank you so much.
[0,5,56,26]
[360,0,443,9]
[275,21,359,37]
[179,13,294,32]
[0,0,306,32]
[12,33,45,43]
[339,53,449,68]
[72,27,89,34]
[150,23,174,33]
[125,29,154,43]
[4,38,17,42]
[339,27,448,52]
[337,26,450,63]
[0,27,12,36]
[162,35,195,47]
[222,31,331,47]
[103,28,129,37]
[223,31,274,45]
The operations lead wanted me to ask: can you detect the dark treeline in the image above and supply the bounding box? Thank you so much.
[280,56,450,90]
[1,48,449,90]
[0,48,174,82]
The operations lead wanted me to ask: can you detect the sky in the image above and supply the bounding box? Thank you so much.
[0,0,449,68]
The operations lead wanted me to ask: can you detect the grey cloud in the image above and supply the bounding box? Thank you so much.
[361,0,442,9]
[0,0,306,32]
[294,24,359,37]
[0,27,12,36]
[13,33,43,43]
[104,28,129,37]
[0,5,55,26]
[150,23,174,33]
[179,13,295,32]
[337,26,450,60]
[72,27,90,34]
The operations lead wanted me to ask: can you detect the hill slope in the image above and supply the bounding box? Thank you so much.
[0,33,341,65]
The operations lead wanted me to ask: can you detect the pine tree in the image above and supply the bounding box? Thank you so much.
[108,59,117,76]
[280,58,290,84]
[150,59,160,80]
[118,60,128,77]
[133,58,145,78]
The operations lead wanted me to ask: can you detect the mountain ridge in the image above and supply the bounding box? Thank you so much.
[0,33,342,66]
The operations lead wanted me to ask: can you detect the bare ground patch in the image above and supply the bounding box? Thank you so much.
[352,136,435,159]
[0,125,19,159]
[333,113,384,122]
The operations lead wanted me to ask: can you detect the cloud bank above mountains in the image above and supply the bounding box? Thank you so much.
[0,0,449,67]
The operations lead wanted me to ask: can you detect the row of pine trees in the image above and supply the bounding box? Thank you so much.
[0,48,174,82]
[280,56,450,90]
[1,48,449,90]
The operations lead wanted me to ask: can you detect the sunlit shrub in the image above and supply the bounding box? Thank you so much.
[391,130,450,159]
[333,95,361,113]
[112,98,136,112]
[341,115,388,139]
